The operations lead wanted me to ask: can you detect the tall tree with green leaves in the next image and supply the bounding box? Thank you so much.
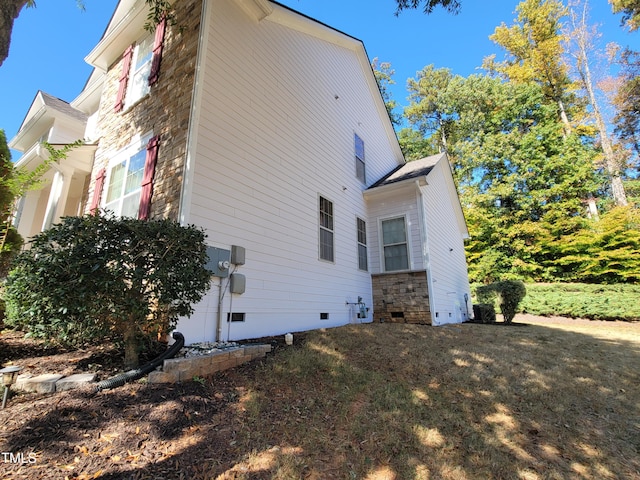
[372,58,402,127]
[484,0,576,136]
[404,65,455,153]
[403,72,600,282]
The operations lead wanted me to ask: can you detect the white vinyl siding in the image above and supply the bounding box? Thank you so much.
[419,162,472,324]
[179,0,403,342]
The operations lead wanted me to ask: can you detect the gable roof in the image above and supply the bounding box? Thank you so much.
[369,152,445,189]
[9,91,88,152]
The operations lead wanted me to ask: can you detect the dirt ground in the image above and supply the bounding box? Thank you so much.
[0,330,292,479]
[0,315,636,479]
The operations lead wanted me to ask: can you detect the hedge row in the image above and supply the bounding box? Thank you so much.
[518,283,640,321]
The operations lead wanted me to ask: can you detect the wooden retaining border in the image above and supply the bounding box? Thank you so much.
[147,344,272,384]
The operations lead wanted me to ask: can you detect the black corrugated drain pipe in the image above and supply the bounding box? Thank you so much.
[94,332,185,392]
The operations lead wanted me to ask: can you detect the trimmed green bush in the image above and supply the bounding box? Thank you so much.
[475,280,527,324]
[3,214,212,368]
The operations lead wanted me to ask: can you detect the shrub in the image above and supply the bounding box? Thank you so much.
[475,280,527,324]
[3,214,212,368]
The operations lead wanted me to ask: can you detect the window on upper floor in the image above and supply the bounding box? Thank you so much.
[90,135,160,220]
[382,216,409,271]
[125,34,154,108]
[357,217,368,271]
[114,18,167,113]
[319,196,334,262]
[355,133,365,184]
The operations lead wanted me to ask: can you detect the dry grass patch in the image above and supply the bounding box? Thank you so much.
[217,317,640,479]
[1,315,638,479]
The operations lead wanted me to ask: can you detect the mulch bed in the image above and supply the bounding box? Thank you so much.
[0,329,296,479]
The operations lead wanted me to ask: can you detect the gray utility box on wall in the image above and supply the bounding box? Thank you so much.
[231,245,246,265]
[205,246,231,278]
[230,273,246,294]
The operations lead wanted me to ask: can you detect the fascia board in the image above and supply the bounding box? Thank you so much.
[85,1,149,71]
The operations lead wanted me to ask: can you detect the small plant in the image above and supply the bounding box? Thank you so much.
[475,280,527,324]
[193,376,206,386]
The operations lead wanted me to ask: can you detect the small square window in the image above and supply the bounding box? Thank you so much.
[320,312,329,320]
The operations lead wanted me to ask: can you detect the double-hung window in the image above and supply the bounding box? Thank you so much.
[357,217,368,271]
[382,216,409,271]
[104,148,146,218]
[355,134,365,184]
[114,17,166,112]
[125,34,154,108]
[319,196,334,262]
[92,134,160,220]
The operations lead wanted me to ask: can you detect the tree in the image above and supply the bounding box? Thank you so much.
[0,0,173,67]
[484,0,576,136]
[610,0,640,31]
[394,0,461,14]
[404,73,600,282]
[613,47,640,157]
[372,58,402,127]
[3,215,212,368]
[404,65,455,153]
[568,0,628,206]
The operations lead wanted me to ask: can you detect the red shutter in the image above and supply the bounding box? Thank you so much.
[89,168,106,214]
[148,17,167,86]
[114,45,134,112]
[138,136,160,220]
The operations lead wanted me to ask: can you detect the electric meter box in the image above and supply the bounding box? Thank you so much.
[205,246,231,278]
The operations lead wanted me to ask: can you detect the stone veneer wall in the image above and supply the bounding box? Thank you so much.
[86,0,203,221]
[148,344,272,384]
[371,271,432,325]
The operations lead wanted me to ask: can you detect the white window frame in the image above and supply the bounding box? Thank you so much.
[380,215,410,272]
[319,195,335,263]
[125,33,154,109]
[356,217,368,271]
[102,133,152,218]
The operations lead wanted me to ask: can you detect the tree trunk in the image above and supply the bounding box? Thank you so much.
[570,0,628,206]
[0,0,29,67]
[123,315,139,370]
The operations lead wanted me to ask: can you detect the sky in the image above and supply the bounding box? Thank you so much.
[1,0,638,159]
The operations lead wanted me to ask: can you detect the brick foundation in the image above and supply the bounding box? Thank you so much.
[372,271,432,325]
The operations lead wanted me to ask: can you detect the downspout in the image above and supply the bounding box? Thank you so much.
[416,179,436,324]
[178,0,211,226]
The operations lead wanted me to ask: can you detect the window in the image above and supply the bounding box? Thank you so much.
[382,217,409,271]
[125,34,154,108]
[114,18,166,112]
[319,196,334,262]
[99,135,160,219]
[355,134,365,183]
[104,148,146,218]
[357,217,368,271]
